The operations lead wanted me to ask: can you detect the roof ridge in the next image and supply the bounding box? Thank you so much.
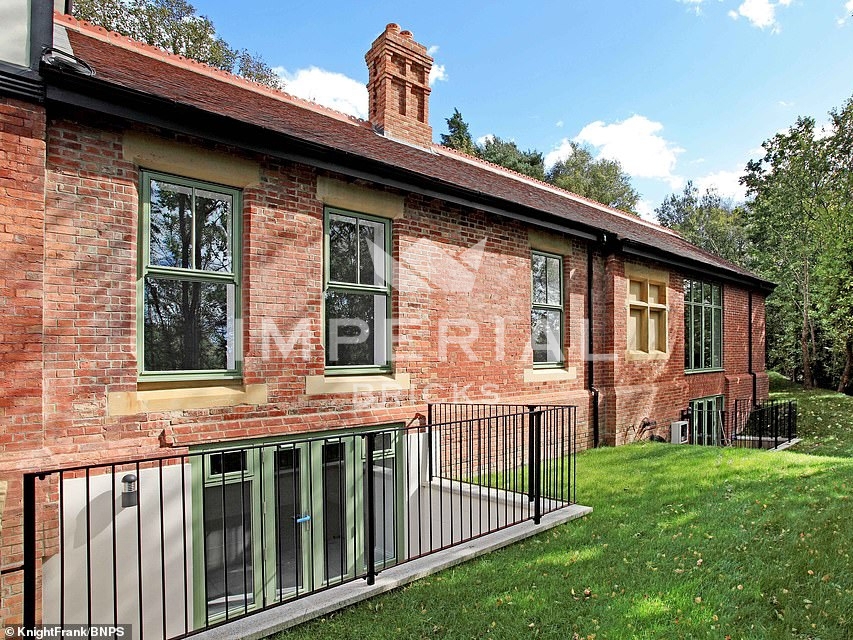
[434,144,682,238]
[54,12,371,128]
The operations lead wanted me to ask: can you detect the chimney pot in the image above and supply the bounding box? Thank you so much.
[400,30,413,39]
[386,23,400,33]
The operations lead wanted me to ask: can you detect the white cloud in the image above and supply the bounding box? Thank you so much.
[556,120,564,128]
[427,45,440,55]
[476,133,495,146]
[778,100,794,107]
[544,137,576,169]
[676,0,707,15]
[574,115,685,189]
[815,120,835,139]
[839,0,853,25]
[276,66,368,119]
[635,199,657,223]
[728,0,792,32]
[694,169,747,201]
[429,63,447,86]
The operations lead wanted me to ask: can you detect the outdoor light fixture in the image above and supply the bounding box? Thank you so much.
[121,473,138,508]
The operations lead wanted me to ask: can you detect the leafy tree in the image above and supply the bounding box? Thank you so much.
[742,117,831,389]
[547,141,639,213]
[73,0,281,89]
[478,136,545,180]
[656,181,750,267]
[440,108,477,155]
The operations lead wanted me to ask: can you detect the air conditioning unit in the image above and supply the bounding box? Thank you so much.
[670,420,689,444]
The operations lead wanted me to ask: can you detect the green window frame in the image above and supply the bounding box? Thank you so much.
[690,395,724,446]
[190,426,405,625]
[138,170,242,381]
[531,251,564,366]
[323,207,392,374]
[684,279,723,372]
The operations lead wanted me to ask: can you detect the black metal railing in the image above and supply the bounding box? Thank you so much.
[684,400,797,449]
[730,399,798,449]
[23,404,576,640]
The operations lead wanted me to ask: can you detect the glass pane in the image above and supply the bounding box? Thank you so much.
[275,448,302,594]
[684,279,691,302]
[149,180,193,269]
[204,481,254,618]
[322,442,347,582]
[649,283,664,305]
[325,291,387,366]
[328,214,357,283]
[692,304,702,367]
[210,451,247,476]
[532,308,562,363]
[703,306,712,368]
[546,256,561,305]
[684,306,692,369]
[712,284,721,306]
[195,188,233,273]
[531,254,547,304]
[712,307,723,368]
[692,280,702,303]
[364,457,397,567]
[703,283,712,305]
[358,219,386,287]
[143,277,235,371]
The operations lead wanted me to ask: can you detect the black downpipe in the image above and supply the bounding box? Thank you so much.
[587,244,600,447]
[748,291,757,407]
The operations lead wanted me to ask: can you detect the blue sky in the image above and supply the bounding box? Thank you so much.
[197,0,853,219]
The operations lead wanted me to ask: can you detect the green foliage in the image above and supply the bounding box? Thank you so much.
[655,181,751,268]
[276,378,853,639]
[73,0,281,89]
[547,141,640,213]
[478,135,545,180]
[742,96,853,392]
[439,110,638,203]
[440,108,477,156]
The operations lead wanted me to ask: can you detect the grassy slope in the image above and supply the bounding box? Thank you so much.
[278,378,853,640]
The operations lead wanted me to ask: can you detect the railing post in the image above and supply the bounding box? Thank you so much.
[533,410,542,525]
[774,402,780,449]
[364,433,376,586]
[427,403,433,480]
[789,401,795,441]
[23,473,37,630]
[527,405,536,502]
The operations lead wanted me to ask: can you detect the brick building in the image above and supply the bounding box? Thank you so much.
[0,5,773,635]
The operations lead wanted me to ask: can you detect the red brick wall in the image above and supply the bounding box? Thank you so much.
[0,106,771,623]
[0,97,47,625]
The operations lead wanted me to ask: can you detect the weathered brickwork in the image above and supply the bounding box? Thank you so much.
[0,101,769,626]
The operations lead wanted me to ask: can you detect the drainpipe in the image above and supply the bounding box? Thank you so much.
[587,241,600,447]
[748,291,757,407]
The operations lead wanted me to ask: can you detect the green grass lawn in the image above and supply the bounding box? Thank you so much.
[276,377,853,640]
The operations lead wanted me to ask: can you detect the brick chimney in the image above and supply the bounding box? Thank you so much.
[365,23,433,148]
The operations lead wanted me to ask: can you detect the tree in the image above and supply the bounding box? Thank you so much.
[547,141,639,213]
[478,136,545,180]
[655,181,750,267]
[440,108,477,155]
[742,117,831,389]
[73,0,281,89]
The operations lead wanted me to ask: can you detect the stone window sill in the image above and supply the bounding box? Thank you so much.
[108,383,268,416]
[304,373,411,395]
[523,367,577,383]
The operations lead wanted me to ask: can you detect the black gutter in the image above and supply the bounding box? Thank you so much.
[0,66,43,101]
[748,291,757,407]
[42,75,603,243]
[620,240,775,295]
[43,65,776,293]
[587,242,600,447]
